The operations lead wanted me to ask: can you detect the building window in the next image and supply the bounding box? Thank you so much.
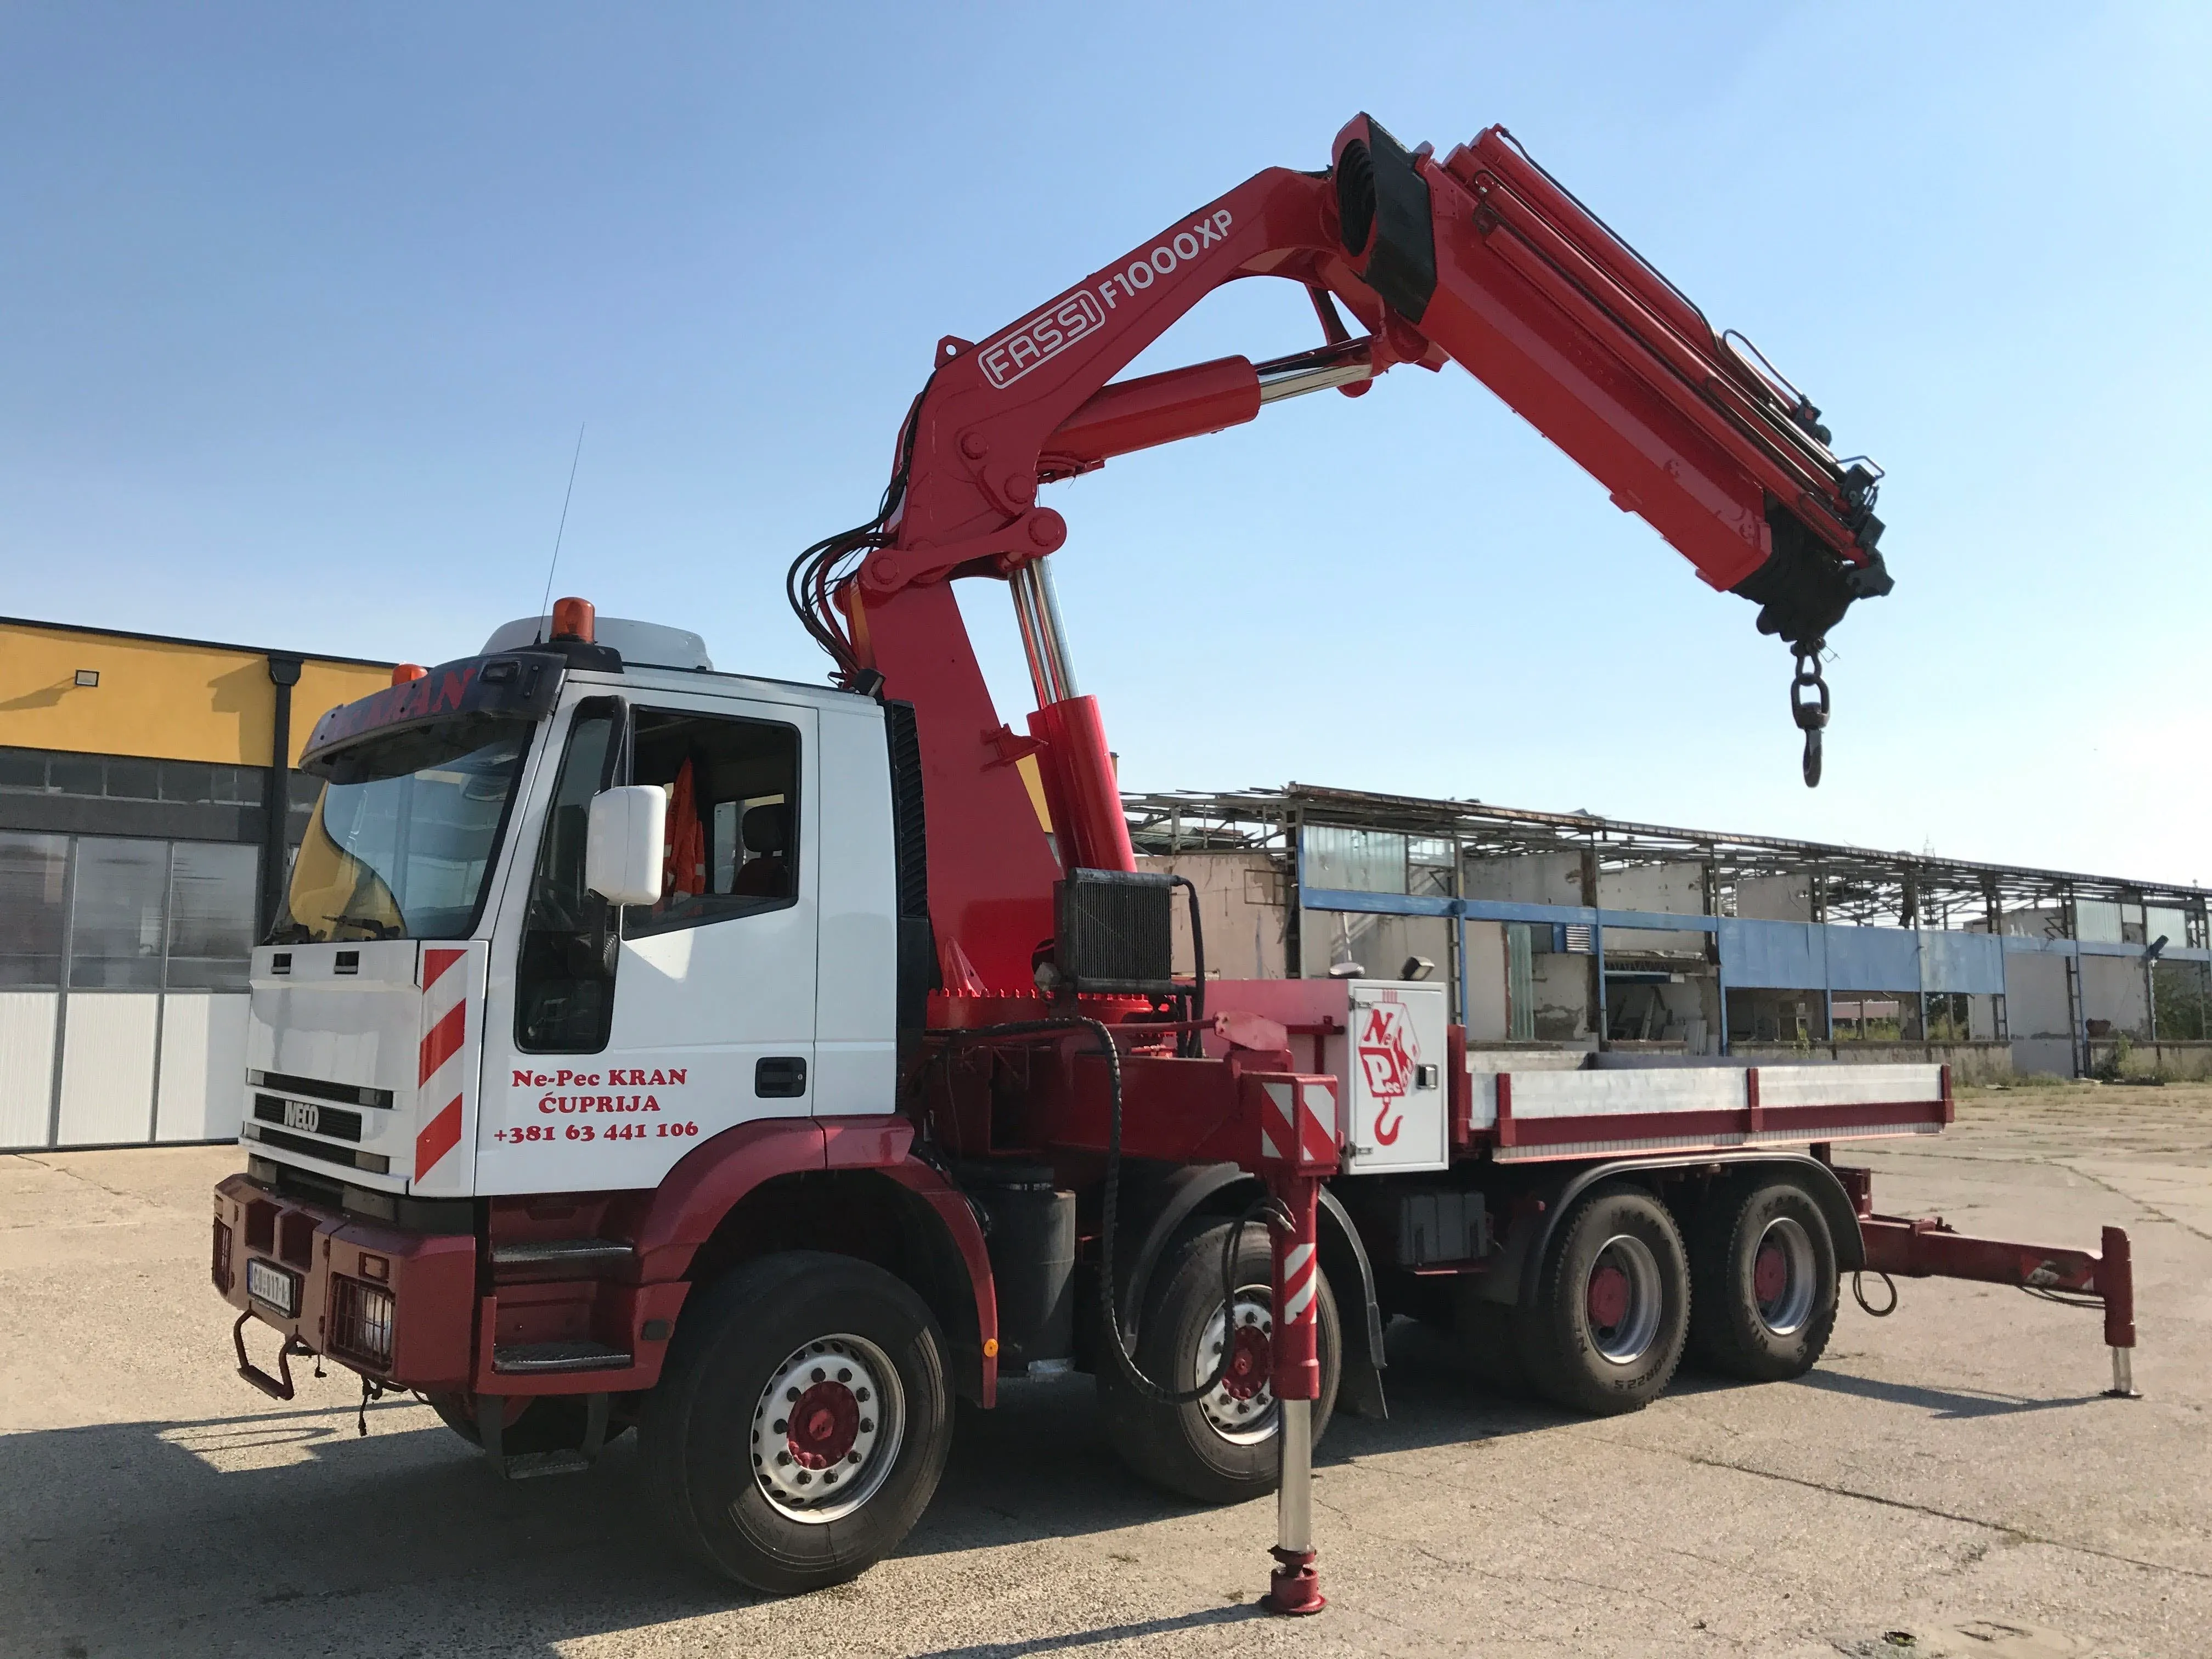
[0,745,265,806]
[69,838,170,990]
[166,843,259,991]
[0,832,68,988]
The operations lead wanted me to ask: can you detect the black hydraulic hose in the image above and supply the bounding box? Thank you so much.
[1168,873,1206,1058]
[934,1015,1284,1407]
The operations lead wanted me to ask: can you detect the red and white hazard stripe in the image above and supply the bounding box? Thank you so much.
[415,945,469,1184]
[1258,1077,1339,1172]
[1279,1240,1319,1327]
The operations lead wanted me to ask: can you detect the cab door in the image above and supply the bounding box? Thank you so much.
[480,687,819,1194]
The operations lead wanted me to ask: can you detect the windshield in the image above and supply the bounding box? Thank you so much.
[281,716,532,943]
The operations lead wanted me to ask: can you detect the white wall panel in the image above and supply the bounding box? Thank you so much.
[0,992,59,1149]
[155,993,249,1142]
[56,993,159,1147]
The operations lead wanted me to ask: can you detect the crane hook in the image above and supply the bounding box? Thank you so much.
[1791,650,1831,788]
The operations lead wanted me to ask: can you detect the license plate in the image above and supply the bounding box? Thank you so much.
[246,1257,298,1317]
[283,1099,319,1133]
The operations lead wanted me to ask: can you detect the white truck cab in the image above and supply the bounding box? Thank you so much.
[242,616,902,1206]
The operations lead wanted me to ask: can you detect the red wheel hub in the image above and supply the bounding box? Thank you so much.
[786,1379,860,1469]
[1221,1323,1272,1402]
[1753,1242,1788,1305]
[1587,1263,1630,1329]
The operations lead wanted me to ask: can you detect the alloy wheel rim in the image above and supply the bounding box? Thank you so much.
[748,1333,905,1523]
[1195,1287,1277,1445]
[1751,1216,1818,1336]
[1584,1233,1664,1364]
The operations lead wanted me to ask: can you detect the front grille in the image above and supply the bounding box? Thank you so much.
[211,1218,234,1294]
[246,1070,393,1110]
[329,1276,394,1368]
[249,1124,388,1175]
[253,1093,364,1142]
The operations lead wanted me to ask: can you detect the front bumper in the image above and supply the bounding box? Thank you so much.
[213,1173,477,1391]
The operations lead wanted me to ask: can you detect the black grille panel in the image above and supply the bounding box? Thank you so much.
[1056,868,1174,995]
[884,699,938,1037]
[246,1070,393,1110]
[252,1125,359,1166]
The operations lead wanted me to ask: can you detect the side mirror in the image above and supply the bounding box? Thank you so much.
[585,786,667,908]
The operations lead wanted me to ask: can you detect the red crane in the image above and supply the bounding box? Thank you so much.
[791,114,1893,998]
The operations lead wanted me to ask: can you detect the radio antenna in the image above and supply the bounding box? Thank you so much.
[535,422,588,643]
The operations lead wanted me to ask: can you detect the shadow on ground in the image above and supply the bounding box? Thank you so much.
[0,1319,2111,1656]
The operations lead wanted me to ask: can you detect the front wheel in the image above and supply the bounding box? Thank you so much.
[638,1251,952,1595]
[1097,1217,1340,1505]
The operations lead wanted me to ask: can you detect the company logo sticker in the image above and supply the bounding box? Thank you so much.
[980,293,1107,390]
[977,208,1236,391]
[1357,1002,1418,1147]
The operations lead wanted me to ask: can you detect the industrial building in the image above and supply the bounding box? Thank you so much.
[0,616,391,1151]
[2,613,2203,1152]
[1128,785,2210,1086]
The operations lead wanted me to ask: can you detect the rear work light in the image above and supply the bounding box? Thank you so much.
[245,1257,298,1318]
[330,1275,395,1369]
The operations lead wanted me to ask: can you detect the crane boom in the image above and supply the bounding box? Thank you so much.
[791,114,1894,995]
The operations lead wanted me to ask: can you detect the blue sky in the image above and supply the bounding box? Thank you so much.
[3,4,2206,883]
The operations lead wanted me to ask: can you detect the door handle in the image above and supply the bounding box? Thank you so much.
[754,1056,808,1099]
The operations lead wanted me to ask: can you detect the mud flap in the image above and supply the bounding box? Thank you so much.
[1319,1188,1388,1420]
[475,1391,611,1480]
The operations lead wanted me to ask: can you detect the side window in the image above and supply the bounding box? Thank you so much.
[515,701,620,1052]
[626,707,799,939]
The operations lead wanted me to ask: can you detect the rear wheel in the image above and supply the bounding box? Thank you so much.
[1519,1184,1689,1415]
[638,1251,952,1595]
[1688,1180,1838,1381]
[1097,1218,1340,1504]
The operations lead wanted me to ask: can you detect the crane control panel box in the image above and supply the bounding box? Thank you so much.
[1206,978,1451,1175]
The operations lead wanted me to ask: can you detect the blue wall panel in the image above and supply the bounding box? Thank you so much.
[1921,929,2006,995]
[1718,919,1827,990]
[1823,926,1923,991]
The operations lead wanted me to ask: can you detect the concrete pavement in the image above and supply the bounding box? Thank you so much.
[3,1085,2207,1657]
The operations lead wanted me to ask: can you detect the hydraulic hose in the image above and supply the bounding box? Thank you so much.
[1168,873,1206,1057]
[934,1015,1284,1407]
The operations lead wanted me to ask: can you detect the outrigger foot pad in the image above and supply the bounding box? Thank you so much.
[1262,1547,1326,1616]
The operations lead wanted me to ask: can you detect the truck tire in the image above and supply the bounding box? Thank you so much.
[1688,1180,1839,1381]
[638,1250,952,1595]
[1097,1218,1340,1505]
[1519,1183,1689,1416]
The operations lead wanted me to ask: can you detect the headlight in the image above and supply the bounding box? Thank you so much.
[330,1276,395,1368]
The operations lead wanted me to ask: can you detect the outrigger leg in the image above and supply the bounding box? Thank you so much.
[1247,1071,1338,1616]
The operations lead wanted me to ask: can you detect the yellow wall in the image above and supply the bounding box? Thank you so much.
[0,622,391,767]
